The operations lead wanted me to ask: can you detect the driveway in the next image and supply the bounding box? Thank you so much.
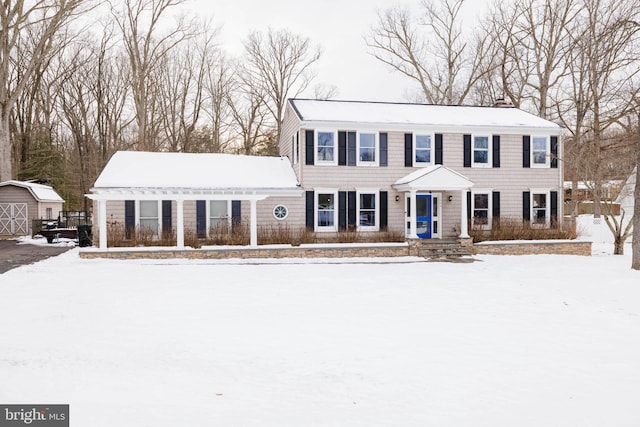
[0,239,73,274]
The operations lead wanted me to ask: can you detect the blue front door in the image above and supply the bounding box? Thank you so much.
[416,194,432,238]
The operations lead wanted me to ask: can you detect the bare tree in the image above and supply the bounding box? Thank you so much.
[0,0,88,182]
[367,0,493,104]
[243,28,322,150]
[203,54,236,153]
[110,0,194,152]
[158,28,215,152]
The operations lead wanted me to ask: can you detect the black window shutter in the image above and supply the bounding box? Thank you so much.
[492,135,501,168]
[404,133,413,167]
[379,132,388,166]
[125,200,135,239]
[347,191,357,228]
[338,131,347,166]
[551,136,558,168]
[162,200,172,233]
[347,132,357,166]
[305,130,314,165]
[380,191,388,229]
[463,134,471,167]
[196,200,206,238]
[523,192,531,221]
[523,136,531,168]
[435,133,443,165]
[466,191,472,220]
[550,191,558,227]
[338,191,347,230]
[305,191,314,230]
[232,200,241,229]
[492,191,500,227]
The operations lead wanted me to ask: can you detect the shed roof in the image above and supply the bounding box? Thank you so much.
[89,151,301,199]
[289,99,563,132]
[0,180,64,202]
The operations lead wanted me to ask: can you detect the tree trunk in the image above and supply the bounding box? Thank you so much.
[632,154,640,269]
[614,236,625,255]
[0,112,12,181]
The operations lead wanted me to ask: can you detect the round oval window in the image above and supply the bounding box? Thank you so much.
[273,205,288,220]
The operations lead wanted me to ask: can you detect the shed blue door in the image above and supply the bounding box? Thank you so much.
[416,194,432,238]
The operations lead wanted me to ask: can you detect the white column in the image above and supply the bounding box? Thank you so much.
[98,199,107,249]
[250,199,258,247]
[176,199,184,249]
[409,190,418,239]
[459,189,470,238]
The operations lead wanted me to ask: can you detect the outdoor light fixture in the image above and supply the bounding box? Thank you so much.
[395,195,400,202]
[448,195,453,202]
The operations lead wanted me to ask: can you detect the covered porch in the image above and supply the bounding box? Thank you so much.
[393,165,474,240]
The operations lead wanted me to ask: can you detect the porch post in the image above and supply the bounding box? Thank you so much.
[409,190,418,239]
[459,189,470,238]
[98,199,107,249]
[176,199,184,249]
[250,199,258,247]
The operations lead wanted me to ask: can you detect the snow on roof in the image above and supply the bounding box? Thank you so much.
[0,180,64,202]
[393,165,474,191]
[92,151,300,191]
[289,99,563,131]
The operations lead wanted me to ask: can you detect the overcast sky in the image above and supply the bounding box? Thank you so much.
[190,0,493,103]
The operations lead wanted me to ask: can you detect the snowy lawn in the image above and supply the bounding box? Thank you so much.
[1,245,639,426]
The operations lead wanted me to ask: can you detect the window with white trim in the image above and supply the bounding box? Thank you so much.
[532,192,548,225]
[273,205,288,220]
[414,134,432,165]
[210,200,230,230]
[316,131,336,163]
[472,192,491,229]
[358,132,376,164]
[46,208,53,220]
[473,135,491,166]
[316,191,337,231]
[532,136,549,167]
[139,200,159,234]
[357,191,378,231]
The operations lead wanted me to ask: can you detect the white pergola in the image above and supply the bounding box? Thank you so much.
[393,165,474,239]
[86,151,303,250]
[87,188,302,249]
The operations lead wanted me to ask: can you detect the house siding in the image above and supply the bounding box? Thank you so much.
[0,185,63,220]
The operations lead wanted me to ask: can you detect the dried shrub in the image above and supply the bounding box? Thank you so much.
[470,217,577,243]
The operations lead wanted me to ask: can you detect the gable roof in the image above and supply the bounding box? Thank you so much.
[0,180,64,202]
[393,166,474,191]
[289,99,563,133]
[90,151,301,199]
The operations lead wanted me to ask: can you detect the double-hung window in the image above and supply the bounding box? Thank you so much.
[210,200,229,231]
[415,134,432,165]
[316,191,337,231]
[472,192,490,228]
[357,191,378,231]
[139,200,159,235]
[532,136,549,167]
[532,192,548,225]
[473,135,490,166]
[316,131,336,164]
[358,132,376,164]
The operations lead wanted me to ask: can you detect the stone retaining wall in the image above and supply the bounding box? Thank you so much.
[473,240,592,256]
[79,240,592,260]
[79,243,411,260]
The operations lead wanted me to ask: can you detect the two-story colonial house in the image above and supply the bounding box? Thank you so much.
[87,98,563,249]
[275,98,563,241]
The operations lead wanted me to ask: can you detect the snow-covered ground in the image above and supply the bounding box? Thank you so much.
[1,243,639,426]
